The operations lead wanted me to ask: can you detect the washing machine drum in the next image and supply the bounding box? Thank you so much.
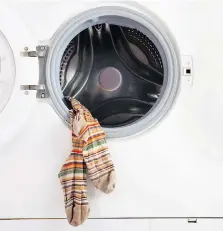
[60,24,164,128]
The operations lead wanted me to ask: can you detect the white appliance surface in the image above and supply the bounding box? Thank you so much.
[1,219,223,231]
[0,219,150,231]
[0,0,223,220]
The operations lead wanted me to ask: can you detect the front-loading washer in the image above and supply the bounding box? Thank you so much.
[1,0,223,223]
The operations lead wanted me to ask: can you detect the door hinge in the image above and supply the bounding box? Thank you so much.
[20,85,45,91]
[20,45,49,98]
[20,45,47,57]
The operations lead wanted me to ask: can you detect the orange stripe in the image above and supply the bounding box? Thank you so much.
[71,149,82,153]
[63,163,84,169]
[62,163,84,169]
[79,122,99,136]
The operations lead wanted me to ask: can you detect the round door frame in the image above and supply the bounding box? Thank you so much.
[45,4,181,138]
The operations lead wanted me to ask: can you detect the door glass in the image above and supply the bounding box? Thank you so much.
[0,31,15,113]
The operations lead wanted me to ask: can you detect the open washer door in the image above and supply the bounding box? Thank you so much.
[0,31,15,113]
[0,4,39,146]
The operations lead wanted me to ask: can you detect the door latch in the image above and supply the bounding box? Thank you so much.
[182,55,193,86]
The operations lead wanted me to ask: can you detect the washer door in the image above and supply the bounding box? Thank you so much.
[0,31,15,113]
[0,5,38,146]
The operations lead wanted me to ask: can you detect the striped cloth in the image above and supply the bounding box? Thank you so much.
[70,98,116,194]
[58,110,89,227]
[58,98,116,227]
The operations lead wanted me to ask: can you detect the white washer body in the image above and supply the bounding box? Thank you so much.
[0,1,223,220]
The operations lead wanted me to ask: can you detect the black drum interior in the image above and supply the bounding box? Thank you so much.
[60,23,164,128]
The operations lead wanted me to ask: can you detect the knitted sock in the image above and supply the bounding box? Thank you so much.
[58,110,90,226]
[69,98,116,194]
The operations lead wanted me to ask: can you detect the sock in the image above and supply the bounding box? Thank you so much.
[58,110,90,226]
[69,98,116,194]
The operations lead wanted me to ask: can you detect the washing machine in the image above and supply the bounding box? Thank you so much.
[1,0,223,230]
